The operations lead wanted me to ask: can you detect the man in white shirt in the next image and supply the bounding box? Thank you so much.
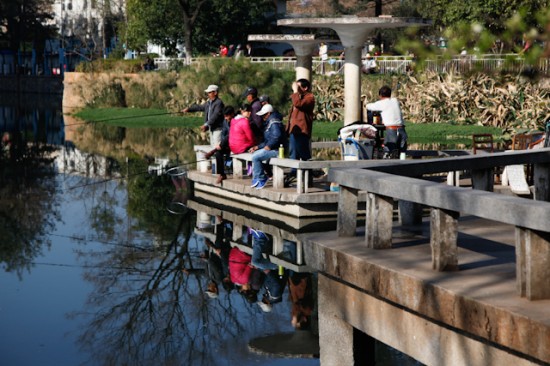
[362,53,378,74]
[366,85,408,156]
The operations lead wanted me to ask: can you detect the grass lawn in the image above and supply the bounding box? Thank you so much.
[74,107,503,145]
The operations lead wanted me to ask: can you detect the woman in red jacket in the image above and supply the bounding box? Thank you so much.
[229,104,257,154]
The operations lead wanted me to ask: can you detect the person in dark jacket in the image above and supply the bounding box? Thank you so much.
[182,84,225,146]
[247,104,287,189]
[243,86,263,141]
[205,106,235,184]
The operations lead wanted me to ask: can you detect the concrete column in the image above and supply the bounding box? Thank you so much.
[471,168,494,192]
[343,45,363,125]
[337,186,359,237]
[318,274,355,365]
[366,193,393,249]
[515,227,550,300]
[293,43,316,82]
[533,162,550,201]
[430,208,459,271]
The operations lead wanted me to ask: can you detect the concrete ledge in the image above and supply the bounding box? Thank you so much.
[318,274,543,366]
[304,222,550,364]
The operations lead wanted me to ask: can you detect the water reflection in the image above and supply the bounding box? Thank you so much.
[1,92,421,365]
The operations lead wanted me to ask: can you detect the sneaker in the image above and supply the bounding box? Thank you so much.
[256,178,268,189]
[250,178,259,188]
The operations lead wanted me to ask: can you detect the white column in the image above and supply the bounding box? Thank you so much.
[292,43,317,81]
[344,45,362,125]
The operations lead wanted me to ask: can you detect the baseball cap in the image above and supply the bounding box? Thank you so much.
[243,86,257,96]
[256,104,273,116]
[204,84,219,93]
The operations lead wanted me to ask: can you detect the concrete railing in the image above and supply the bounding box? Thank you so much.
[329,148,550,300]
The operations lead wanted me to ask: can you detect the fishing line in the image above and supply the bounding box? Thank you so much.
[30,261,150,271]
[50,233,159,251]
[62,111,183,127]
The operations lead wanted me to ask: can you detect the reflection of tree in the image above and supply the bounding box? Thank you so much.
[0,143,58,277]
[73,210,257,366]
[90,188,121,241]
[126,158,181,241]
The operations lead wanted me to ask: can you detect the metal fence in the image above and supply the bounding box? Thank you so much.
[153,55,550,75]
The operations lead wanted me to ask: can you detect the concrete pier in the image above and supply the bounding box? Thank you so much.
[305,219,550,365]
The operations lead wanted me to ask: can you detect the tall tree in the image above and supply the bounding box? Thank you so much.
[0,0,57,67]
[126,0,274,57]
[401,0,548,33]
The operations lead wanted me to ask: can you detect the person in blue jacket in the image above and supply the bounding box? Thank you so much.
[247,104,287,189]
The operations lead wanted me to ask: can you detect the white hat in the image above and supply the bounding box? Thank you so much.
[204,85,219,93]
[256,104,273,116]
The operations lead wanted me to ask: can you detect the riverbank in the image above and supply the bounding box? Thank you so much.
[72,106,504,146]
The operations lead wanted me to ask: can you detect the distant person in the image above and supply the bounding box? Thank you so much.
[227,44,235,57]
[319,42,328,74]
[286,79,315,180]
[229,104,257,154]
[181,84,225,147]
[366,85,407,156]
[219,44,228,57]
[142,56,155,71]
[243,87,263,139]
[205,106,236,184]
[235,44,243,59]
[259,95,270,106]
[361,53,377,74]
[247,104,286,189]
[245,43,253,57]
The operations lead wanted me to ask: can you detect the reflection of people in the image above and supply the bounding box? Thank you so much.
[361,53,377,74]
[248,104,286,190]
[366,85,408,155]
[229,246,262,303]
[249,229,287,313]
[181,84,225,147]
[281,240,314,329]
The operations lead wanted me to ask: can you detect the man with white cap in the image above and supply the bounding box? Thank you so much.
[247,104,286,189]
[182,84,225,146]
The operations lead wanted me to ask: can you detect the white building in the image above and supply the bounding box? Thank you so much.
[51,0,126,56]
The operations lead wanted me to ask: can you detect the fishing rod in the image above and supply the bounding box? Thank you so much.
[63,111,184,127]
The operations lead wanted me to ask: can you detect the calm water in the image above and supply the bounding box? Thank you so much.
[0,172,319,366]
[0,92,421,366]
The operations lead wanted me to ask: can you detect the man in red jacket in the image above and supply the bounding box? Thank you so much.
[285,79,315,182]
